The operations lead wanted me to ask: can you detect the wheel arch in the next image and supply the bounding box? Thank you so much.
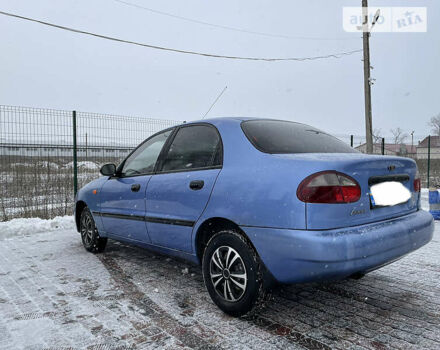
[194,217,259,265]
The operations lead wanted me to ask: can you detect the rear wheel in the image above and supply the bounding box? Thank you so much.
[80,207,107,253]
[202,230,266,317]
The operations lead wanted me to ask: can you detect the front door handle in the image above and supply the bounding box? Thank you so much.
[189,180,204,190]
[131,184,141,192]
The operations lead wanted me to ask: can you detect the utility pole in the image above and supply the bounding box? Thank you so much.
[362,0,373,154]
[428,135,431,188]
[410,131,414,157]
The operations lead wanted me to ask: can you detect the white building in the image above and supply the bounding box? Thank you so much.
[0,143,132,158]
[417,136,440,159]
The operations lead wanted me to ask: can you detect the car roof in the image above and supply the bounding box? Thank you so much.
[179,116,300,128]
[181,116,250,126]
[178,117,310,130]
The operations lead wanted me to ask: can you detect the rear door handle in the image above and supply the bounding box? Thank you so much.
[131,184,141,192]
[189,180,204,190]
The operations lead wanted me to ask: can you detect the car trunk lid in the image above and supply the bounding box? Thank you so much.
[277,153,420,230]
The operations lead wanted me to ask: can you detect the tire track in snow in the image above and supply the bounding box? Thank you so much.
[98,253,220,349]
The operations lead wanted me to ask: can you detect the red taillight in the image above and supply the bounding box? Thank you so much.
[297,171,361,203]
[414,170,421,192]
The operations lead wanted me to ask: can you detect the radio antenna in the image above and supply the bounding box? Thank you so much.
[202,86,228,119]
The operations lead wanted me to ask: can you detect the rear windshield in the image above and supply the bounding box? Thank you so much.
[241,119,358,154]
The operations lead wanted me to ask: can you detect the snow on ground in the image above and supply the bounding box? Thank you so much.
[0,216,74,239]
[0,190,438,349]
[0,220,439,349]
[65,161,99,170]
[36,161,60,169]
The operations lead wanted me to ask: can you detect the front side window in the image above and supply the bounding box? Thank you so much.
[241,119,358,154]
[160,125,222,172]
[121,129,172,176]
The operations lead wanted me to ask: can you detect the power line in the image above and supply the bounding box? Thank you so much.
[113,0,358,41]
[0,10,362,62]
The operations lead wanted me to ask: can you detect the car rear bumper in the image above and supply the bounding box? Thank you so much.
[241,210,434,284]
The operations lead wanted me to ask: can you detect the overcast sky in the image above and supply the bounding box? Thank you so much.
[0,0,439,143]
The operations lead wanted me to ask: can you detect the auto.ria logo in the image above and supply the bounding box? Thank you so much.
[343,7,427,33]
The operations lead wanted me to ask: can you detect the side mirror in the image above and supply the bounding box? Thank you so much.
[100,163,116,176]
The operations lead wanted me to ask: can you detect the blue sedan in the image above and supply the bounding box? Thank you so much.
[74,118,434,316]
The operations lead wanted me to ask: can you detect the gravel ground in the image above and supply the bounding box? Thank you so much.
[0,221,439,350]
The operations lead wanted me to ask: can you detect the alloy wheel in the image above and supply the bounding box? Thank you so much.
[80,214,94,246]
[210,246,247,302]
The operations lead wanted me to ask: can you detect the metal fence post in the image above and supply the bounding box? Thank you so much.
[350,135,353,147]
[73,110,78,197]
[381,138,385,155]
[428,135,431,188]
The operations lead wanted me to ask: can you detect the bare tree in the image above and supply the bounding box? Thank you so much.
[428,113,440,136]
[372,128,382,144]
[390,128,408,145]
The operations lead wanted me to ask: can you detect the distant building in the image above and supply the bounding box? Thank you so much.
[0,143,132,158]
[417,136,440,159]
[355,143,417,158]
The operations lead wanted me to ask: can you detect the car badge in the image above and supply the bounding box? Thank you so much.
[387,165,396,171]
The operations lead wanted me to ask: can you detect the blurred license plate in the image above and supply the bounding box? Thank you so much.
[370,181,411,207]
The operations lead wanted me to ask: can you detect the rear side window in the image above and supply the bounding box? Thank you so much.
[241,120,358,154]
[160,125,222,172]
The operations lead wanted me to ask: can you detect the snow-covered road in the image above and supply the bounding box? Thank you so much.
[0,210,439,349]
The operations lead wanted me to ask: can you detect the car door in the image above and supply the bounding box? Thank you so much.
[145,124,223,252]
[99,128,173,242]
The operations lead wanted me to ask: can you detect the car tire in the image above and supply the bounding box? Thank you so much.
[349,272,366,280]
[80,207,107,253]
[202,229,266,317]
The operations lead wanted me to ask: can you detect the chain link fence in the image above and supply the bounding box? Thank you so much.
[0,105,178,221]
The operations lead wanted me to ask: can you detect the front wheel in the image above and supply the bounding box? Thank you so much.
[80,207,107,253]
[202,230,266,317]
